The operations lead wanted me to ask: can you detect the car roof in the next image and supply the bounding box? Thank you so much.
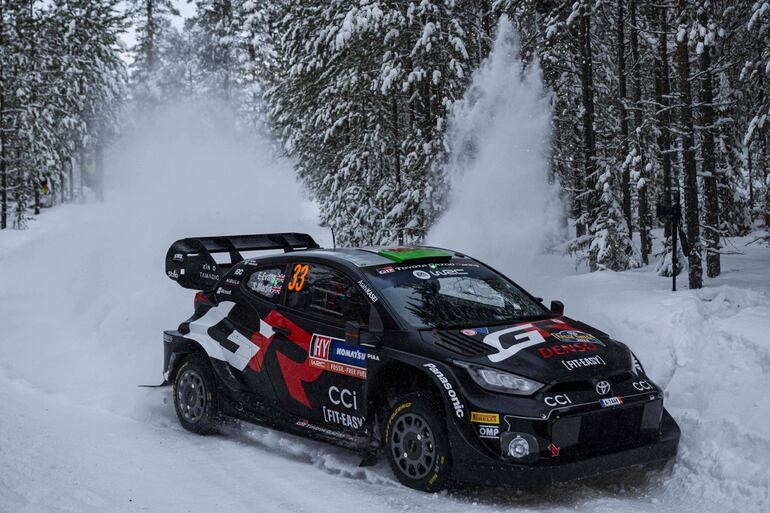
[242,246,473,269]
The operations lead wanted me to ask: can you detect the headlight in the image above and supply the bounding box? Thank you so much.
[630,351,645,376]
[455,361,544,396]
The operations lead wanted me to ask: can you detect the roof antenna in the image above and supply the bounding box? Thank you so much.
[330,226,336,249]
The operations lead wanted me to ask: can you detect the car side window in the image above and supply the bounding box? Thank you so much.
[245,266,286,303]
[285,263,369,325]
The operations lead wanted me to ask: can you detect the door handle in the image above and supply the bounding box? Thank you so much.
[272,326,291,337]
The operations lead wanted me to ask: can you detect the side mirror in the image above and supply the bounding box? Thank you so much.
[550,300,564,316]
[345,321,361,346]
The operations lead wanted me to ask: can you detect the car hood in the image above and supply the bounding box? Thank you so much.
[425,316,632,384]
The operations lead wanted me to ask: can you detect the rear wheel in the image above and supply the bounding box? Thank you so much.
[173,354,220,435]
[384,394,451,492]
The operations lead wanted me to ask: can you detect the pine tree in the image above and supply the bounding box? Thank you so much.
[265,1,474,246]
[189,0,241,102]
[127,0,179,109]
[591,166,640,270]
[675,0,703,289]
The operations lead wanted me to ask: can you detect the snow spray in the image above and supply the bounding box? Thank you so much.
[429,16,561,272]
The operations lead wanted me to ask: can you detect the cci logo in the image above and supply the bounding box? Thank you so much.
[328,386,358,410]
[544,394,572,407]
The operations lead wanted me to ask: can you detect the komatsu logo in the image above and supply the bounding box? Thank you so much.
[423,363,464,418]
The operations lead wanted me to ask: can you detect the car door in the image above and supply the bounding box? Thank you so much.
[225,262,289,405]
[266,261,372,433]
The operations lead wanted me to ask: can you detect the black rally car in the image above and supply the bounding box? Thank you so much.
[162,233,680,492]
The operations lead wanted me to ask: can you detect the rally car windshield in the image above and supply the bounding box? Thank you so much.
[364,261,548,330]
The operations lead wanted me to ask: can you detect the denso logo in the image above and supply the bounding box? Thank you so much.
[538,342,598,358]
[544,394,572,407]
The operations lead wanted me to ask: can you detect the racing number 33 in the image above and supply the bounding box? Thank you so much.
[287,264,309,292]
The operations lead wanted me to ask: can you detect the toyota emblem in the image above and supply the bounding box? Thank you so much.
[595,380,611,395]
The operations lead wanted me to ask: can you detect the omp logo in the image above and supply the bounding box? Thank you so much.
[470,412,499,424]
[478,425,499,438]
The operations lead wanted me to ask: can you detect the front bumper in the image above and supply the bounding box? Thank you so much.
[450,408,680,487]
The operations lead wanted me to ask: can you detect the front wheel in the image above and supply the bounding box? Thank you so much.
[173,354,220,435]
[384,394,452,492]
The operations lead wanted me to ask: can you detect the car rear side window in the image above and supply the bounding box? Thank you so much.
[285,263,369,325]
[245,267,286,303]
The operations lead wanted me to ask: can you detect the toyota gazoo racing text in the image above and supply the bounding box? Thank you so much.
[161,233,680,492]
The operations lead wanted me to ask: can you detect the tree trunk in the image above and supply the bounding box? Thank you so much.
[0,98,6,230]
[616,0,632,234]
[391,92,403,245]
[579,3,598,269]
[95,133,104,203]
[79,146,86,200]
[676,0,702,289]
[146,0,155,71]
[630,0,650,263]
[0,1,6,230]
[747,143,753,210]
[223,0,232,102]
[698,34,720,278]
[760,134,770,226]
[68,156,74,201]
[656,5,673,239]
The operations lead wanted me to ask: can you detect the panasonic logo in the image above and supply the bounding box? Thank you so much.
[424,363,465,418]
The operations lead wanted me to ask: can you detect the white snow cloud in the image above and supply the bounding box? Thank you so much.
[429,16,561,275]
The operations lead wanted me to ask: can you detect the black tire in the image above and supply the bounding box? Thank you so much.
[172,354,220,435]
[384,394,451,492]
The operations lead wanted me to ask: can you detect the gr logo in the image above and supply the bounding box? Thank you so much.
[632,380,652,391]
[544,394,572,407]
[328,386,358,410]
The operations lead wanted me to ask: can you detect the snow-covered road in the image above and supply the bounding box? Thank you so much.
[2,108,769,512]
[2,201,768,513]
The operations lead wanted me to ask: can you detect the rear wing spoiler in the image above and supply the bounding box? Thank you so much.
[165,232,320,290]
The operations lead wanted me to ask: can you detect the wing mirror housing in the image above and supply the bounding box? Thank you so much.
[345,321,361,346]
[344,308,384,347]
[550,300,564,316]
